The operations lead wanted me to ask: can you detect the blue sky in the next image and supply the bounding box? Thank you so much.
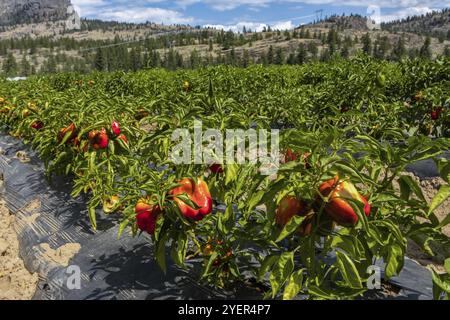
[70,0,450,31]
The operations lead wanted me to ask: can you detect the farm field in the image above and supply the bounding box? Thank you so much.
[0,56,449,300]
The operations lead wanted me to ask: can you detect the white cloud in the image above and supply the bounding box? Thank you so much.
[176,0,272,11]
[97,7,194,24]
[204,19,294,32]
[284,0,444,9]
[176,0,446,11]
[375,6,434,22]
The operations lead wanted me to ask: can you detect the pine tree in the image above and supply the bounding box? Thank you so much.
[297,43,307,64]
[94,48,105,71]
[340,44,350,59]
[189,49,200,68]
[209,39,213,52]
[20,55,31,76]
[286,53,296,65]
[362,33,372,55]
[267,46,274,64]
[391,36,406,60]
[419,37,432,59]
[308,42,319,60]
[274,48,284,65]
[2,53,18,77]
[242,49,250,67]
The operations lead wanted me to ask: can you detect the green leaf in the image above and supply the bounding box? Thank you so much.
[201,251,219,279]
[336,251,363,289]
[282,269,304,300]
[258,180,286,206]
[269,251,294,298]
[225,163,239,185]
[331,234,364,259]
[218,204,234,234]
[58,130,73,146]
[156,234,168,274]
[117,218,129,239]
[108,139,115,155]
[88,206,97,231]
[174,193,201,210]
[445,258,450,274]
[173,232,188,267]
[428,185,450,216]
[399,175,426,202]
[437,161,450,183]
[247,190,265,213]
[258,255,278,280]
[307,285,338,300]
[385,243,404,279]
[429,267,450,299]
[275,215,306,242]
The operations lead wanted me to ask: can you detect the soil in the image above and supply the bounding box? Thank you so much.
[404,176,449,273]
[0,197,38,300]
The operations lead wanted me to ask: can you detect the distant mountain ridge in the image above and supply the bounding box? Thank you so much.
[0,0,71,26]
[304,9,450,38]
[382,9,450,37]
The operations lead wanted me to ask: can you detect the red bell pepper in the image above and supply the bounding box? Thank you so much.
[135,199,163,235]
[319,176,371,227]
[170,177,213,221]
[275,195,309,226]
[89,128,109,150]
[111,120,121,136]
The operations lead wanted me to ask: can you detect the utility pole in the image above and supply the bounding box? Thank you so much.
[315,9,323,22]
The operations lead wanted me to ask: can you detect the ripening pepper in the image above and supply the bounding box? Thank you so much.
[103,195,120,214]
[89,128,109,150]
[170,177,213,221]
[319,176,371,227]
[282,148,311,169]
[431,107,443,121]
[111,120,121,136]
[183,81,191,92]
[276,195,313,236]
[117,134,128,145]
[276,195,309,226]
[31,121,44,130]
[58,123,77,143]
[283,148,298,163]
[413,91,424,102]
[209,163,224,174]
[135,199,163,235]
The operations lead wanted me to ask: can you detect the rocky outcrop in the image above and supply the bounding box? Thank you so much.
[0,0,72,26]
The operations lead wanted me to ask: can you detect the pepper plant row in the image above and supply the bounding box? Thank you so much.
[0,56,449,299]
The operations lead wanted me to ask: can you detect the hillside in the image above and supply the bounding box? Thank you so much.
[0,9,449,76]
[382,8,450,39]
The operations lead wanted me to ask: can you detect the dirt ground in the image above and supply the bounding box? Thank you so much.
[403,175,450,273]
[0,197,38,300]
